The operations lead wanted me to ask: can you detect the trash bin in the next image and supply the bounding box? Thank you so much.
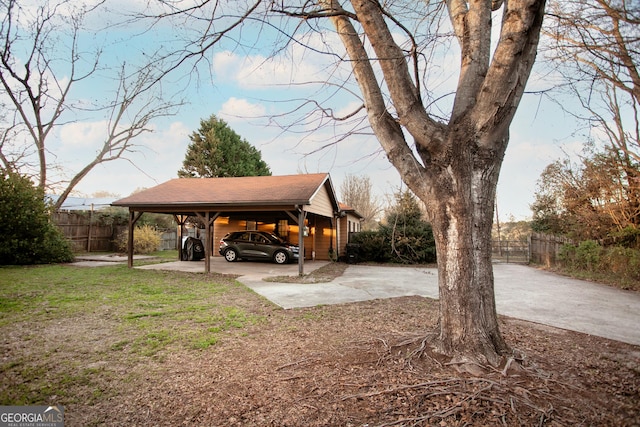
[182,237,205,261]
[346,243,360,264]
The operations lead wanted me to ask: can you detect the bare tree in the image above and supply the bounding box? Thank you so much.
[149,0,546,368]
[0,0,181,209]
[544,0,639,224]
[0,0,98,187]
[53,65,183,210]
[275,0,545,368]
[339,174,382,230]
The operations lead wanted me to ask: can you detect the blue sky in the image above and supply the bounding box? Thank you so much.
[13,1,587,221]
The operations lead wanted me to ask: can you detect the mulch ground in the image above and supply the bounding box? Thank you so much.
[70,296,639,426]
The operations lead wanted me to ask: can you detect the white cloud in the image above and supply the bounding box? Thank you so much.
[58,120,191,197]
[218,98,267,122]
[212,50,327,89]
[59,121,107,148]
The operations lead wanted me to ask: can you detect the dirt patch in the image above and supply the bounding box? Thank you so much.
[264,261,350,283]
[2,270,638,426]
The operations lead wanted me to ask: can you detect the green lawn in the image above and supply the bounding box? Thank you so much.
[0,263,267,405]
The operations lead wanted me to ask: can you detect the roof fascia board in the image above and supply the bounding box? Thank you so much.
[115,201,308,209]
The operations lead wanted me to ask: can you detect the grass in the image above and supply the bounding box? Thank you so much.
[0,263,267,405]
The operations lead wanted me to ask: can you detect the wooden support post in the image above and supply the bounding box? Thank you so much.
[298,207,306,276]
[173,214,187,261]
[195,212,220,274]
[87,204,94,252]
[127,210,143,268]
[205,212,211,273]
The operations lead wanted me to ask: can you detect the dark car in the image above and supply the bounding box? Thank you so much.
[218,231,299,264]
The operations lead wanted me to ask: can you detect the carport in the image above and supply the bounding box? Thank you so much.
[111,173,341,275]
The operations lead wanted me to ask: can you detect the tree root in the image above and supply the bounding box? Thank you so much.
[335,332,588,426]
[341,375,572,427]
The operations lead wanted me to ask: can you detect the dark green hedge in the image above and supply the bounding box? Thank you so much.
[0,171,73,265]
[349,223,436,264]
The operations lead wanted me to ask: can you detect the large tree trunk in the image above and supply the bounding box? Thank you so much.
[425,130,510,367]
[320,0,545,367]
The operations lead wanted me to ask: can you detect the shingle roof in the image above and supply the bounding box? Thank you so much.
[339,202,364,219]
[112,173,333,210]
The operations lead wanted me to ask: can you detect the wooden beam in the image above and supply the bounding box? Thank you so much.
[285,210,299,223]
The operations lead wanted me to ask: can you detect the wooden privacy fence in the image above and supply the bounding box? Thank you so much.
[53,212,126,252]
[491,233,575,265]
[159,229,199,251]
[54,211,189,252]
[528,232,574,267]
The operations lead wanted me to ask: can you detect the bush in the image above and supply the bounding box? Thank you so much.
[350,231,391,263]
[560,240,602,271]
[116,225,161,254]
[350,225,436,264]
[558,243,577,267]
[602,246,640,285]
[609,226,640,249]
[0,170,73,265]
[558,240,640,289]
[349,190,436,264]
[387,224,437,264]
[574,240,602,271]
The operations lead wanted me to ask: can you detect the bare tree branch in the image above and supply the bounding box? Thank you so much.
[0,0,183,209]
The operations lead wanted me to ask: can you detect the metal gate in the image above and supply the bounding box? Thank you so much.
[491,240,529,263]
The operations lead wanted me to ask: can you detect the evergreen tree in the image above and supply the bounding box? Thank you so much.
[178,115,271,178]
[380,190,436,264]
[0,170,73,265]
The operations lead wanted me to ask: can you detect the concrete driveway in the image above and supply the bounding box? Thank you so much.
[135,257,640,346]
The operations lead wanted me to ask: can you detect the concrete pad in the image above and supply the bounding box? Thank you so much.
[130,257,640,346]
[241,265,439,309]
[239,263,640,346]
[70,260,127,267]
[492,264,640,346]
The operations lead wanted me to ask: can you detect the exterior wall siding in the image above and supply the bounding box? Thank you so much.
[305,185,335,217]
[338,213,361,257]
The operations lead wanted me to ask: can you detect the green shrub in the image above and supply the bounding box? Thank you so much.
[116,225,161,254]
[609,226,640,249]
[349,224,436,264]
[0,170,73,265]
[602,246,640,285]
[558,243,577,267]
[346,190,437,264]
[560,240,602,271]
[350,231,391,263]
[559,240,639,289]
[387,225,437,264]
[574,240,602,271]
